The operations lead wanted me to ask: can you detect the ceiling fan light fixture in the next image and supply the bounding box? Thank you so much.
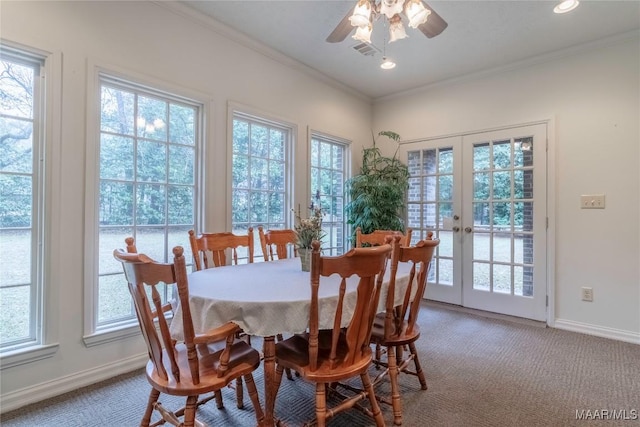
[389,14,408,42]
[405,0,431,28]
[553,0,579,14]
[381,57,396,69]
[380,0,405,20]
[350,0,373,27]
[353,23,373,43]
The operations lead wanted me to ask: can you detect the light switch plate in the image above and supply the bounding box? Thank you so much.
[580,194,605,209]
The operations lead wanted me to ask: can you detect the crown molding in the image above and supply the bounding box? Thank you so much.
[152,1,372,104]
[375,29,640,104]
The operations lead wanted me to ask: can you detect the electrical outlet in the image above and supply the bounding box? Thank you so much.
[580,194,605,209]
[581,287,593,302]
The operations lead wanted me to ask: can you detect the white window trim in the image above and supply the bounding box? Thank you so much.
[0,41,62,365]
[226,101,297,233]
[83,59,211,345]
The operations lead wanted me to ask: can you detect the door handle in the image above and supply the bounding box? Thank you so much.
[453,215,460,220]
[452,226,460,232]
[464,227,473,233]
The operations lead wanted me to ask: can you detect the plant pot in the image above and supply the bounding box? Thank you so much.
[299,248,312,272]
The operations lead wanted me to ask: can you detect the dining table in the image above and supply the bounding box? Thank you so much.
[169,257,414,427]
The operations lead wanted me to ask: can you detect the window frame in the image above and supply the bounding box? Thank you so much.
[309,129,351,255]
[227,102,296,262]
[0,41,61,365]
[83,62,207,345]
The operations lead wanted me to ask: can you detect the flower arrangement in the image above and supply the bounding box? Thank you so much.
[293,191,326,249]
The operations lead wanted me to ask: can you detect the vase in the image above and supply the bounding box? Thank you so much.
[299,248,312,272]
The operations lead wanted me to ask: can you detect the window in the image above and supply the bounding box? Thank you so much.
[94,74,200,331]
[0,47,45,351]
[231,112,292,261]
[310,133,348,255]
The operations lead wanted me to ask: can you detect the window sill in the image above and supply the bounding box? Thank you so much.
[83,324,141,348]
[0,343,60,370]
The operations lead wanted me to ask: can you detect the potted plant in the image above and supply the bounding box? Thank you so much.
[293,191,325,271]
[345,131,410,245]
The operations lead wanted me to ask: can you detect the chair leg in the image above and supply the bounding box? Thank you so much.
[387,346,403,425]
[183,395,198,427]
[276,333,294,380]
[315,382,327,427]
[214,390,224,409]
[141,388,160,427]
[274,363,286,403]
[243,373,265,426]
[360,372,386,427]
[235,377,244,408]
[409,342,428,390]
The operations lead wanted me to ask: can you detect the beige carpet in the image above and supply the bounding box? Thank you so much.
[2,302,639,426]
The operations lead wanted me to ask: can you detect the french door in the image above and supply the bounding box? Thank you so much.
[400,123,547,321]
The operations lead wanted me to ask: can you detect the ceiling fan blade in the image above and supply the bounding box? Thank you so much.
[326,6,356,43]
[418,2,448,38]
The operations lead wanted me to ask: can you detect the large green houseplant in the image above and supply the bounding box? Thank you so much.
[345,131,410,244]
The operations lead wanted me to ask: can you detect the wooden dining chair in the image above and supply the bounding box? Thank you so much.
[188,228,254,270]
[113,245,264,427]
[369,233,439,425]
[188,228,255,405]
[356,227,413,248]
[273,240,394,427]
[258,227,298,261]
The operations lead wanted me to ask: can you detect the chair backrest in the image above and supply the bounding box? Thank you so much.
[113,246,200,384]
[307,238,395,371]
[258,227,298,261]
[188,228,254,270]
[383,233,439,339]
[355,227,413,248]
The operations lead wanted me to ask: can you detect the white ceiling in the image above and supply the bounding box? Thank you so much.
[179,1,640,100]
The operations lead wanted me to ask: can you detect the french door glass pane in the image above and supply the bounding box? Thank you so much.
[473,262,490,291]
[473,232,490,261]
[493,140,511,169]
[438,230,453,258]
[438,258,453,285]
[493,233,512,263]
[493,264,511,293]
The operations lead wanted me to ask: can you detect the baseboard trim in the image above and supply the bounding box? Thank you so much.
[0,353,148,414]
[554,318,640,344]
[424,300,547,328]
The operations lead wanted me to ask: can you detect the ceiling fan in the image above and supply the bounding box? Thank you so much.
[326,0,448,43]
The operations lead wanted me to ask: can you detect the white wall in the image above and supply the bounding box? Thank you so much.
[0,0,373,410]
[373,35,640,341]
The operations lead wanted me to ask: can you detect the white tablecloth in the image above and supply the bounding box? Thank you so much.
[170,258,413,340]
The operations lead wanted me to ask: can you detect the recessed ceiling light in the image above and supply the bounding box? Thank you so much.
[554,0,579,14]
